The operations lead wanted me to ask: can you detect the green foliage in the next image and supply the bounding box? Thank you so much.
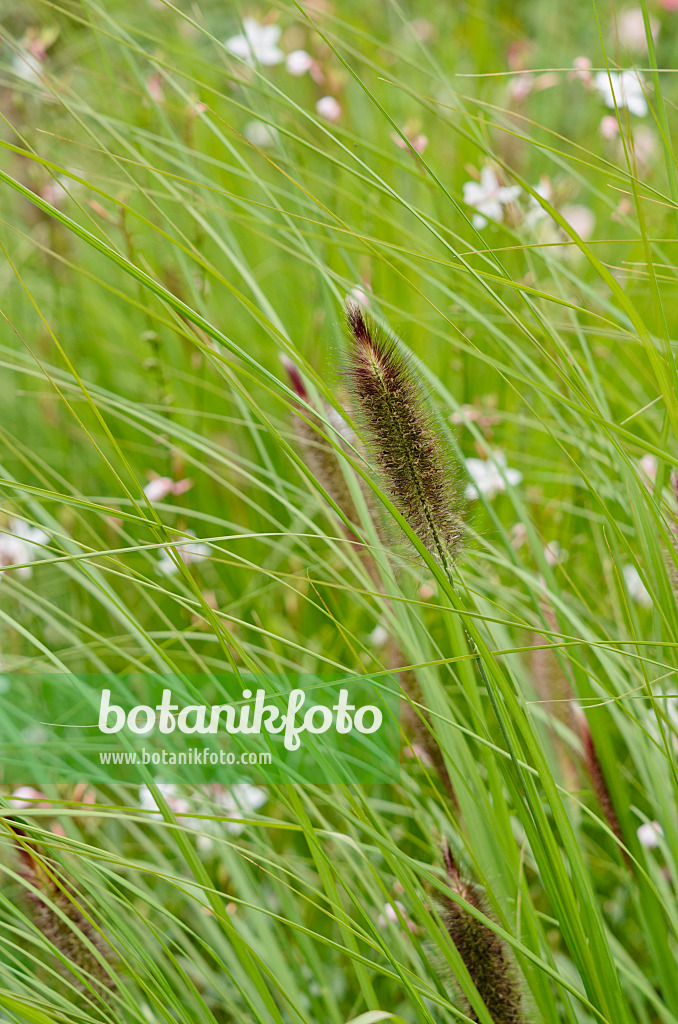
[1,2,678,1023]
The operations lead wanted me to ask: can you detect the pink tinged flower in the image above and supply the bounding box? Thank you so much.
[637,821,663,848]
[9,786,49,809]
[244,120,279,147]
[464,451,522,500]
[315,95,341,121]
[600,115,620,139]
[658,0,678,9]
[286,49,314,76]
[544,541,568,566]
[156,531,211,575]
[378,901,418,933]
[143,476,193,502]
[639,453,658,486]
[462,166,522,229]
[571,56,593,83]
[616,8,659,53]
[622,563,652,607]
[0,520,49,581]
[146,73,164,103]
[392,131,428,154]
[561,204,595,240]
[348,285,371,307]
[225,18,284,67]
[594,70,648,117]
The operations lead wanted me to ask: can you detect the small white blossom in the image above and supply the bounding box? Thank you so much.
[11,52,43,84]
[212,783,268,835]
[348,285,370,307]
[369,624,389,647]
[639,453,658,487]
[225,17,283,67]
[315,95,341,121]
[143,476,193,502]
[157,531,211,576]
[544,541,568,566]
[9,786,48,808]
[637,821,663,848]
[616,8,659,53]
[600,115,620,139]
[622,563,652,607]
[0,519,49,581]
[286,49,314,76]
[244,119,279,147]
[462,166,522,229]
[464,452,522,500]
[594,70,648,117]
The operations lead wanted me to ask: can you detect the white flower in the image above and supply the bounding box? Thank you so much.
[212,784,268,835]
[0,519,49,581]
[561,204,596,240]
[462,166,522,229]
[637,821,663,848]
[464,452,522,500]
[600,115,620,139]
[594,70,648,117]
[544,541,568,566]
[622,563,652,607]
[225,17,283,67]
[523,177,553,228]
[368,624,389,647]
[315,95,341,121]
[11,52,43,84]
[156,531,211,576]
[348,285,370,307]
[286,49,314,76]
[639,453,658,486]
[9,786,47,808]
[244,119,279,148]
[143,476,193,502]
[616,8,659,53]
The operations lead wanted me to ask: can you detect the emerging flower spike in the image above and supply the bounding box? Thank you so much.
[439,843,525,1024]
[344,303,465,567]
[11,824,115,993]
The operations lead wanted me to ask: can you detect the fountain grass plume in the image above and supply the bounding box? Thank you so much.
[344,302,466,567]
[439,842,525,1024]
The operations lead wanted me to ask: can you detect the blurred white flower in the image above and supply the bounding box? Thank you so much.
[11,52,43,84]
[523,177,553,228]
[462,166,522,229]
[286,49,314,76]
[157,531,211,575]
[378,900,418,932]
[348,285,371,307]
[544,541,568,566]
[244,120,279,147]
[315,95,341,121]
[9,786,48,808]
[225,17,283,66]
[616,8,659,53]
[594,70,648,117]
[600,115,620,139]
[561,204,596,240]
[622,563,652,607]
[571,55,593,84]
[465,452,522,500]
[637,821,663,848]
[369,624,389,647]
[143,476,194,502]
[212,783,268,835]
[392,130,428,154]
[639,453,658,486]
[0,519,49,581]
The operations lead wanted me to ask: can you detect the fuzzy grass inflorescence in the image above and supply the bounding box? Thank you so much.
[439,843,525,1024]
[343,302,466,568]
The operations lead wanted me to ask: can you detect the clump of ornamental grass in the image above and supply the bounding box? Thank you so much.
[9,822,116,997]
[438,842,525,1024]
[343,302,466,569]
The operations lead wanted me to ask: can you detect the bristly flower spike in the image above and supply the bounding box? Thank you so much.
[344,302,465,568]
[440,842,525,1024]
